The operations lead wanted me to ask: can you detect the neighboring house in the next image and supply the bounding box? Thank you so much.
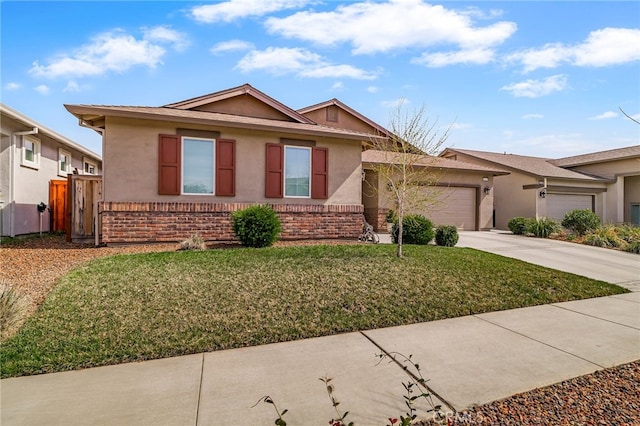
[298,99,509,231]
[440,146,640,229]
[64,84,376,244]
[0,103,102,238]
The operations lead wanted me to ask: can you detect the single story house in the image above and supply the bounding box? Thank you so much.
[297,99,509,231]
[440,146,640,229]
[0,103,102,238]
[65,84,379,244]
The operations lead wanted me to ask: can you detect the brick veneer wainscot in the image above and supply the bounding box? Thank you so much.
[100,202,364,244]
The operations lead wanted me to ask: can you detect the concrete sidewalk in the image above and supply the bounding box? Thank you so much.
[2,292,639,425]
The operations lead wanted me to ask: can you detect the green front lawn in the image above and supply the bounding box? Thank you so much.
[0,244,626,378]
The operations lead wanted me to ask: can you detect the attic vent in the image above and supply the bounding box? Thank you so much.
[326,105,339,122]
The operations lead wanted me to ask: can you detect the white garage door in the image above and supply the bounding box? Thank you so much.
[547,193,593,222]
[412,186,477,230]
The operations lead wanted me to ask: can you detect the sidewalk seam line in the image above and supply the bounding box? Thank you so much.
[472,314,606,370]
[359,331,457,414]
[550,304,640,330]
[195,353,205,426]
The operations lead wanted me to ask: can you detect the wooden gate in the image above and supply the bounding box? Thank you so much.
[49,180,67,233]
[66,175,102,243]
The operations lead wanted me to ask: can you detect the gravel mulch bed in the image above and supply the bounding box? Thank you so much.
[420,361,640,425]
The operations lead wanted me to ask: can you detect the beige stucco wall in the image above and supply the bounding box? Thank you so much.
[103,116,362,205]
[363,164,495,230]
[303,107,378,135]
[194,96,293,121]
[624,175,640,223]
[568,158,640,180]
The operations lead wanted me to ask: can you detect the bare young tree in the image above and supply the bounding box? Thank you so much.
[364,101,452,257]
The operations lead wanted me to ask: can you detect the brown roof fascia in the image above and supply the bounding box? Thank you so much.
[163,83,315,124]
[64,104,383,142]
[298,98,391,136]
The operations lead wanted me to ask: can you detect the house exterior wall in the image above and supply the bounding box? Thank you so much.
[0,113,102,237]
[100,116,364,243]
[302,108,376,135]
[362,165,495,231]
[624,175,640,223]
[193,96,293,121]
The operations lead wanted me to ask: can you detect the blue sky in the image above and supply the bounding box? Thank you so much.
[2,1,639,158]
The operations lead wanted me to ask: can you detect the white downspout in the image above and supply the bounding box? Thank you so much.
[9,127,38,238]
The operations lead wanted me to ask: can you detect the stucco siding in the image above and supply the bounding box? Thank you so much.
[104,117,362,206]
[303,108,375,134]
[624,175,640,223]
[568,158,640,180]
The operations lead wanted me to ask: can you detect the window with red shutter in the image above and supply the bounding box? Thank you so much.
[216,139,236,196]
[158,134,181,195]
[265,143,284,198]
[311,147,328,199]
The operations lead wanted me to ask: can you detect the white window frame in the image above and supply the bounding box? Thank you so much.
[21,135,41,169]
[58,148,72,177]
[181,137,216,195]
[83,157,98,175]
[284,145,312,199]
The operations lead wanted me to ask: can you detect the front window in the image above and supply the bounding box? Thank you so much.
[83,158,98,175]
[59,149,72,176]
[182,137,215,194]
[284,146,311,198]
[21,136,40,169]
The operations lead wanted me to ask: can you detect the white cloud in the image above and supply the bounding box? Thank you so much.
[505,133,601,155]
[412,47,495,67]
[34,85,50,95]
[589,111,618,120]
[507,27,640,72]
[266,0,516,55]
[29,30,169,79]
[210,40,255,54]
[331,81,344,90]
[381,98,409,108]
[451,122,473,130]
[367,86,379,93]
[190,0,310,23]
[5,82,21,90]
[521,113,544,119]
[63,81,81,92]
[235,47,378,80]
[500,74,568,98]
[142,26,189,51]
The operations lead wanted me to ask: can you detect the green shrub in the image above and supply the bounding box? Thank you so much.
[508,217,529,235]
[435,225,459,247]
[385,209,397,223]
[625,241,640,254]
[561,209,600,236]
[179,234,207,251]
[232,205,281,248]
[616,224,640,244]
[0,283,27,340]
[391,214,434,245]
[527,217,558,238]
[583,226,626,249]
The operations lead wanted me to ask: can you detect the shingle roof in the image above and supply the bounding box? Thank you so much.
[64,104,383,142]
[550,145,640,167]
[362,150,509,175]
[444,148,603,181]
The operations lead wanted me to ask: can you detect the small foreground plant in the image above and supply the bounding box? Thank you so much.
[179,234,207,251]
[321,376,354,426]
[0,282,27,340]
[508,217,529,235]
[527,217,558,238]
[392,215,434,245]
[561,209,600,236]
[253,396,288,426]
[434,225,459,247]
[232,204,281,248]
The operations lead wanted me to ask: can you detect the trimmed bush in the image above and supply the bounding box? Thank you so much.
[527,217,558,238]
[561,209,600,236]
[391,214,434,245]
[435,225,459,247]
[583,226,626,249]
[232,205,281,248]
[508,217,529,235]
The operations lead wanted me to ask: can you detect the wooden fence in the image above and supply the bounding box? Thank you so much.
[66,175,102,243]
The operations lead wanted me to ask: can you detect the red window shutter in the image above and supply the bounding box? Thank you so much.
[311,147,328,199]
[265,143,283,198]
[158,134,181,195]
[216,139,236,196]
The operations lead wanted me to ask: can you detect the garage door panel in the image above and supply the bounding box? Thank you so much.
[547,194,593,222]
[410,186,477,230]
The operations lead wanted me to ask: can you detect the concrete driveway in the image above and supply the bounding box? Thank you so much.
[457,231,640,291]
